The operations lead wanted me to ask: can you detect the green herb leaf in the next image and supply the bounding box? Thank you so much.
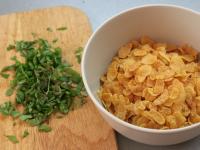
[56,27,67,31]
[0,101,15,116]
[5,135,19,144]
[11,110,21,118]
[47,27,53,32]
[22,130,29,138]
[7,44,15,51]
[1,65,15,72]
[52,38,58,43]
[26,118,41,126]
[38,124,52,132]
[0,73,10,79]
[75,47,83,64]
[65,68,82,83]
[6,88,14,96]
[19,115,32,121]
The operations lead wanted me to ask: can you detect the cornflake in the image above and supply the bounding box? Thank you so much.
[99,36,200,129]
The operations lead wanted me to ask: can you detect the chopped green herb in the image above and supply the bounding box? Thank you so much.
[56,27,67,31]
[75,47,84,64]
[0,73,9,79]
[38,124,52,132]
[52,38,58,43]
[0,102,15,116]
[27,118,41,126]
[22,130,29,138]
[5,88,14,96]
[11,110,21,118]
[0,38,86,130]
[7,44,15,51]
[46,27,53,32]
[1,65,15,72]
[5,135,19,144]
[19,115,32,121]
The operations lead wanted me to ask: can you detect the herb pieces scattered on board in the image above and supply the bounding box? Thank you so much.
[56,27,67,31]
[22,130,29,138]
[38,124,52,132]
[0,38,86,131]
[52,38,58,43]
[5,135,19,144]
[75,47,84,64]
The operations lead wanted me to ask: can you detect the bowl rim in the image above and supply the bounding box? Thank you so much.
[81,4,200,134]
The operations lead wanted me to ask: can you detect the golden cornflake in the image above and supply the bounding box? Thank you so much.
[99,36,200,129]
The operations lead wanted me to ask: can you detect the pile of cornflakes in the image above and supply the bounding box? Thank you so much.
[98,36,200,129]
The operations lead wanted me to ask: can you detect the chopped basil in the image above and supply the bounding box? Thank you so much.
[7,44,15,51]
[75,47,83,64]
[38,124,52,132]
[0,37,86,131]
[56,27,67,31]
[5,135,19,144]
[11,110,21,118]
[0,73,9,79]
[19,115,32,121]
[22,130,29,138]
[0,102,15,116]
[5,88,14,96]
[52,38,58,43]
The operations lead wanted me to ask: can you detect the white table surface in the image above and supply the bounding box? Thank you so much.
[0,0,200,149]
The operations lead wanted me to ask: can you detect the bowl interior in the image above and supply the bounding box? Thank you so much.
[83,5,200,108]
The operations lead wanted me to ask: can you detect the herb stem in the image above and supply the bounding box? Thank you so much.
[46,74,51,95]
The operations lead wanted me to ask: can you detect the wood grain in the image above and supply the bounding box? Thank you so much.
[0,6,117,150]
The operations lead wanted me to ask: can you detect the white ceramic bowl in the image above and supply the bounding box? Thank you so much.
[81,4,200,145]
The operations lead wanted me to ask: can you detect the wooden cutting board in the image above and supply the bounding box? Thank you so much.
[0,6,117,150]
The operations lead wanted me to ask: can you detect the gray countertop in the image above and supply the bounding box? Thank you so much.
[0,0,200,149]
